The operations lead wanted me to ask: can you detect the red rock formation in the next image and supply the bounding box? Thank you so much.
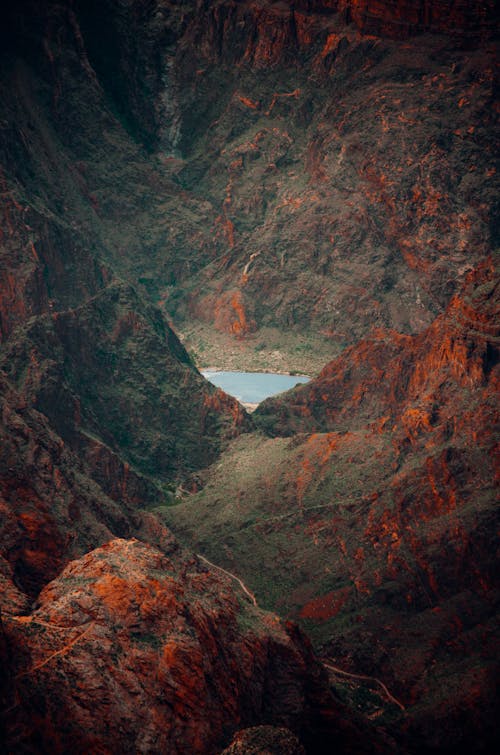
[167,264,499,751]
[0,371,181,602]
[165,2,498,348]
[293,1,497,40]
[256,259,499,436]
[1,538,386,754]
[0,1,497,752]
[2,0,497,353]
[337,0,498,40]
[214,290,257,337]
[0,371,385,753]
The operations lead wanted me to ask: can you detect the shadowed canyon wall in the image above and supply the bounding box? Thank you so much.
[59,0,498,357]
[166,260,499,753]
[0,1,498,753]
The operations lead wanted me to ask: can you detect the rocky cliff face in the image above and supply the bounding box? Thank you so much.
[336,0,497,40]
[1,365,382,752]
[255,260,499,435]
[1,1,498,753]
[165,263,499,752]
[3,538,388,754]
[0,369,180,601]
[255,1,499,41]
[2,0,494,368]
[115,0,497,366]
[0,0,251,499]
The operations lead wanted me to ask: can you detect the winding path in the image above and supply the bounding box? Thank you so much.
[197,553,258,606]
[4,565,404,713]
[322,660,406,711]
[4,614,79,632]
[196,554,405,711]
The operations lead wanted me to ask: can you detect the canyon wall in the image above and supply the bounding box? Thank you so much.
[0,1,497,752]
[166,261,499,752]
[4,538,386,754]
[2,0,496,355]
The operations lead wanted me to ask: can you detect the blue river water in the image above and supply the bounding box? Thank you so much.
[201,370,310,405]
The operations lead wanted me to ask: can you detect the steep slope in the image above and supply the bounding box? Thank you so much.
[255,260,499,435]
[331,0,497,40]
[1,281,248,496]
[163,262,499,752]
[63,0,497,370]
[2,0,495,371]
[0,0,250,503]
[0,368,182,602]
[1,1,498,753]
[0,363,384,753]
[2,0,497,369]
[2,538,390,754]
[169,6,498,360]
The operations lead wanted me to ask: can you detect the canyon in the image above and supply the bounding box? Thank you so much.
[0,1,498,753]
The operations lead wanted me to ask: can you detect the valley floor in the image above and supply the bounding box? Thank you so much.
[176,320,340,376]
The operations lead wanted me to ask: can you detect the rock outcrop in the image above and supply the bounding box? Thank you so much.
[1,538,389,754]
[165,262,499,752]
[255,260,499,435]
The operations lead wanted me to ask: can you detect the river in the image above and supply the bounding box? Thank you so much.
[201,370,310,407]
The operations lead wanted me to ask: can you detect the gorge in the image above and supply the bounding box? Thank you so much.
[201,371,311,408]
[0,1,498,753]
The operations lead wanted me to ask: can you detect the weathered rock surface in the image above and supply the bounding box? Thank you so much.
[255,260,499,435]
[2,0,497,368]
[165,263,499,752]
[1,538,388,754]
[173,25,497,352]
[93,0,498,358]
[335,0,497,40]
[220,725,306,754]
[0,370,184,603]
[0,0,250,500]
[0,1,498,753]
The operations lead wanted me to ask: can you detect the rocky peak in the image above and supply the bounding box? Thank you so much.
[2,538,389,754]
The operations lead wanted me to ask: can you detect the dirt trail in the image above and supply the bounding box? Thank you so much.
[197,553,258,606]
[4,614,79,632]
[196,554,405,711]
[323,660,406,711]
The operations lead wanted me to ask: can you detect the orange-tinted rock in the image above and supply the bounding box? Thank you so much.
[214,290,257,338]
[169,264,498,752]
[2,0,497,352]
[0,1,497,753]
[292,1,497,40]
[337,0,497,40]
[169,7,497,346]
[1,539,385,754]
[0,370,183,617]
[256,260,499,436]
